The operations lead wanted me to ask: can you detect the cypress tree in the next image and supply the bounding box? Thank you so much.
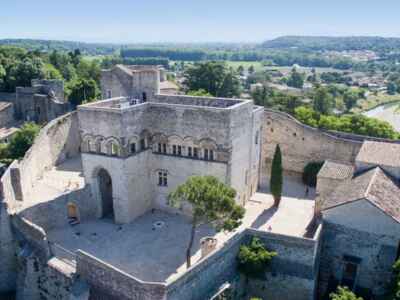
[270,144,283,207]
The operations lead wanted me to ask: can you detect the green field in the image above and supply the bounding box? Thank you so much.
[225,61,264,72]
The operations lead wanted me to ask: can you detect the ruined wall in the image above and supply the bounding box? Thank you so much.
[261,109,362,185]
[76,250,167,300]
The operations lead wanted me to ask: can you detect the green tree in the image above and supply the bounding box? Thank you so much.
[43,63,63,80]
[343,90,359,111]
[7,57,45,90]
[67,78,99,107]
[294,106,319,128]
[390,259,400,299]
[169,176,245,268]
[238,237,277,279]
[302,162,324,187]
[313,86,335,115]
[7,123,40,160]
[286,68,304,89]
[270,144,283,207]
[237,65,244,76]
[329,287,363,300]
[248,65,255,74]
[388,82,397,95]
[184,62,241,98]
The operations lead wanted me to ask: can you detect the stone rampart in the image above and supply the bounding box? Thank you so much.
[11,215,51,260]
[18,112,80,200]
[167,228,321,300]
[0,102,15,128]
[19,186,95,231]
[0,92,15,102]
[262,109,363,179]
[76,250,167,300]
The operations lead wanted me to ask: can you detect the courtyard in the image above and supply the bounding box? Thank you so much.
[46,166,315,283]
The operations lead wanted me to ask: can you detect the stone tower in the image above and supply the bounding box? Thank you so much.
[100,64,160,101]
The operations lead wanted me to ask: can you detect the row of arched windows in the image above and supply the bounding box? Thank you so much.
[82,133,219,162]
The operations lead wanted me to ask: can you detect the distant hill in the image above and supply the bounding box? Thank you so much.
[261,36,400,52]
[0,39,121,55]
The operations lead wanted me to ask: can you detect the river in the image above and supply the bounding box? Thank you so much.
[363,101,400,132]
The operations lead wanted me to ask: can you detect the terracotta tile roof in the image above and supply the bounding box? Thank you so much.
[322,167,400,223]
[356,141,400,168]
[318,160,354,180]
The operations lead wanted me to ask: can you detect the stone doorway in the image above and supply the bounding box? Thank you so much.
[97,168,114,219]
[67,203,79,220]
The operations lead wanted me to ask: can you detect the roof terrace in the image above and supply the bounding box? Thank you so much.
[79,94,251,111]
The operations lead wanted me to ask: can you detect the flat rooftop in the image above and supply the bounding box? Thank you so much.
[79,94,250,111]
[46,174,314,283]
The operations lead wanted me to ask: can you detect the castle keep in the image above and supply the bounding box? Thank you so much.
[0,65,399,300]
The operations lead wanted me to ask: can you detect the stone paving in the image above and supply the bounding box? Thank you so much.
[26,158,85,207]
[47,174,315,283]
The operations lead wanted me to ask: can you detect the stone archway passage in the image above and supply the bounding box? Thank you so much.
[97,168,114,219]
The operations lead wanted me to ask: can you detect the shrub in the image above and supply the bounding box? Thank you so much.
[302,161,324,187]
[330,286,363,300]
[238,237,277,279]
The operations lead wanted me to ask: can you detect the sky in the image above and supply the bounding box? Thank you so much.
[1,0,400,43]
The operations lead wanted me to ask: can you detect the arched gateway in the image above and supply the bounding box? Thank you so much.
[96,168,114,219]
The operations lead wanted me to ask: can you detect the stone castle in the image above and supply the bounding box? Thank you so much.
[0,64,399,300]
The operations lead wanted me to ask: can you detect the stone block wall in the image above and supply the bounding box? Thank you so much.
[0,202,17,293]
[167,228,321,300]
[0,102,15,128]
[76,250,167,300]
[18,186,95,231]
[319,221,399,298]
[261,109,362,184]
[16,252,74,300]
[18,112,80,202]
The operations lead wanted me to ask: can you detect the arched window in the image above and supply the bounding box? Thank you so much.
[111,142,119,156]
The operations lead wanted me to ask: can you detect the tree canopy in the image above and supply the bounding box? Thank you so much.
[169,176,245,268]
[5,122,40,160]
[184,61,241,98]
[329,287,363,300]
